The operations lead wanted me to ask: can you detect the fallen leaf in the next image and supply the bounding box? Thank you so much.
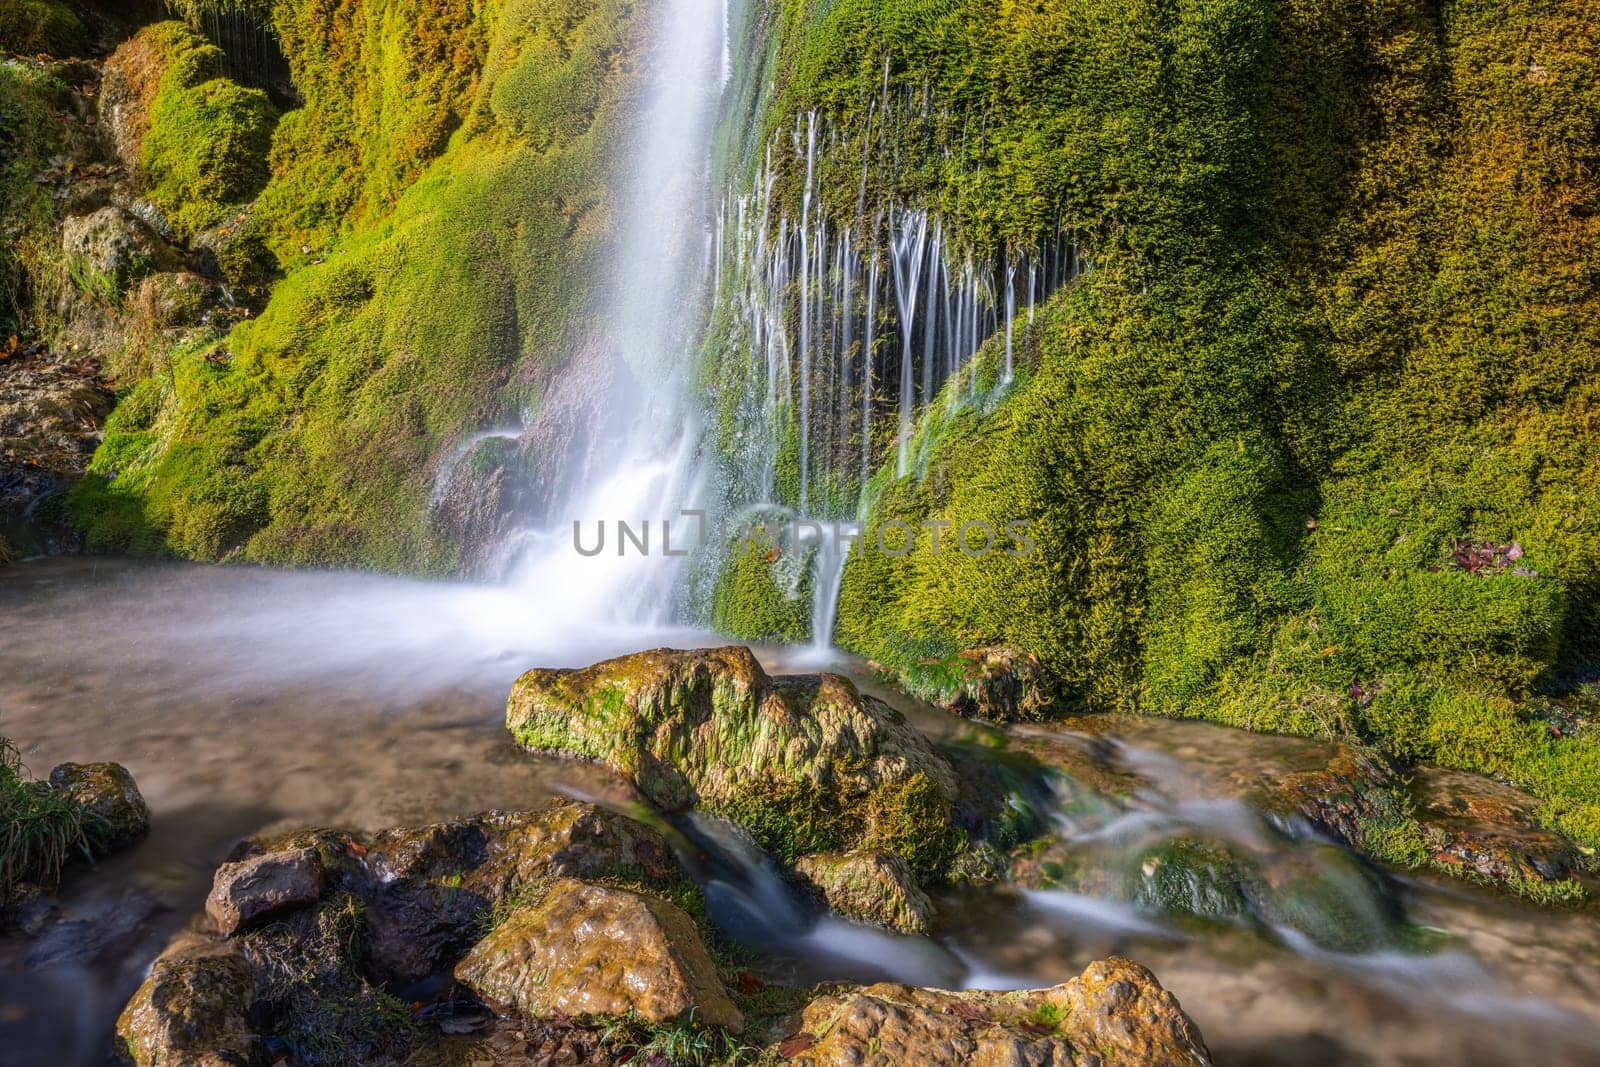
[778,1032,818,1057]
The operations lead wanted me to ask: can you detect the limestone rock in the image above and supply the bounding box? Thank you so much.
[48,761,149,854]
[60,205,180,291]
[360,801,681,983]
[455,878,742,1033]
[794,850,935,934]
[507,647,962,874]
[114,935,258,1067]
[205,846,326,936]
[786,957,1209,1067]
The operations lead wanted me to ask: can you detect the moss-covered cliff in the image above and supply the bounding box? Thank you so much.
[725,0,1599,848]
[58,0,641,569]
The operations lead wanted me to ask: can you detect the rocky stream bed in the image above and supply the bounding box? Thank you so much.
[2,560,1599,1066]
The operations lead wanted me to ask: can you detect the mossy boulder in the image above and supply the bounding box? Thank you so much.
[59,206,181,295]
[785,956,1210,1066]
[104,22,275,239]
[794,849,935,934]
[0,0,83,56]
[896,645,1055,723]
[455,877,743,1033]
[358,802,683,984]
[115,934,258,1067]
[506,646,966,879]
[46,761,149,855]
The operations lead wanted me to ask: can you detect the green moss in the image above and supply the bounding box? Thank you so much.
[71,0,644,570]
[0,1,83,56]
[135,22,276,238]
[711,531,811,642]
[788,0,1600,860]
[860,772,966,884]
[0,58,68,339]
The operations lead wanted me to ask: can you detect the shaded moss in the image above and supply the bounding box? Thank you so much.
[0,1,83,56]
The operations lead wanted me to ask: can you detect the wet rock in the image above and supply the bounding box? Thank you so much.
[507,647,963,876]
[359,801,681,984]
[25,891,160,970]
[1254,744,1417,860]
[455,878,743,1033]
[205,846,326,936]
[0,344,113,555]
[794,850,935,934]
[1412,767,1583,890]
[114,934,258,1067]
[48,761,149,854]
[898,645,1055,722]
[60,205,180,291]
[785,956,1209,1066]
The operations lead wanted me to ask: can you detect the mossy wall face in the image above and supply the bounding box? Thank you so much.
[743,0,1600,843]
[70,0,642,569]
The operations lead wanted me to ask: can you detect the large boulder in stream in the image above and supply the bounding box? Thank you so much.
[455,877,743,1032]
[784,956,1210,1066]
[506,646,966,879]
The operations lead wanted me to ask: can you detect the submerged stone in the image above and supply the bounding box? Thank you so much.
[786,956,1210,1066]
[794,849,936,934]
[455,877,743,1033]
[506,646,964,877]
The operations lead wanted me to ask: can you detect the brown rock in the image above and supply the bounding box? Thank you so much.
[60,206,181,291]
[455,878,742,1033]
[788,956,1209,1067]
[205,846,325,936]
[361,801,681,983]
[794,850,935,934]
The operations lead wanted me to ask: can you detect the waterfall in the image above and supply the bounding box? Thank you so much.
[497,0,733,629]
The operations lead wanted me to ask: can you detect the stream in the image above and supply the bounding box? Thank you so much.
[3,557,1600,1064]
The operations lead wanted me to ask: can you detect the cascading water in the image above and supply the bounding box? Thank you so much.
[699,95,1086,645]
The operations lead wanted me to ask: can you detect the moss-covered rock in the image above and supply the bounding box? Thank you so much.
[794,849,935,933]
[71,0,645,571]
[785,956,1211,1066]
[0,1,83,56]
[114,934,258,1067]
[46,760,149,855]
[455,877,744,1033]
[129,23,276,238]
[895,645,1055,723]
[507,646,966,879]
